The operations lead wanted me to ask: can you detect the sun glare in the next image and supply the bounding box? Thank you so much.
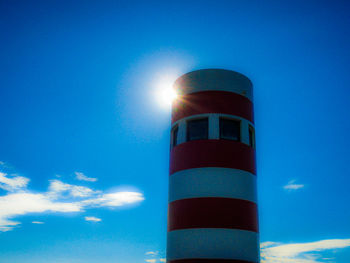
[154,74,179,109]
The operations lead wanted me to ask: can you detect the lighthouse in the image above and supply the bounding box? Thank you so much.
[167,69,259,263]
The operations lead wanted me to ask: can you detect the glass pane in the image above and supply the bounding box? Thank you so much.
[220,118,240,141]
[187,118,208,141]
[172,126,179,147]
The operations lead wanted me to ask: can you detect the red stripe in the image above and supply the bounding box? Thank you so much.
[168,197,258,232]
[171,91,254,124]
[168,260,255,263]
[169,140,256,175]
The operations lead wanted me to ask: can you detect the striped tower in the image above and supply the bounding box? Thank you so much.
[167,69,259,263]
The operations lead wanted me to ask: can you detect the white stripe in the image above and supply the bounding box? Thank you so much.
[169,168,257,203]
[167,228,259,262]
[174,69,253,101]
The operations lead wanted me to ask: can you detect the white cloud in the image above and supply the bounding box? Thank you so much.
[0,170,144,232]
[145,251,165,263]
[82,192,145,207]
[70,185,99,198]
[0,172,29,192]
[0,192,82,231]
[32,221,44,224]
[0,226,15,232]
[0,189,144,231]
[48,180,100,198]
[84,216,101,222]
[284,180,304,191]
[144,258,165,263]
[0,218,20,232]
[261,239,350,263]
[261,241,279,248]
[48,180,71,193]
[75,172,97,182]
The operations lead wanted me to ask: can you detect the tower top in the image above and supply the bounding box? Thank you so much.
[174,68,253,101]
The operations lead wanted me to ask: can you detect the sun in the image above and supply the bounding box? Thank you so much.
[157,85,178,108]
[154,74,179,109]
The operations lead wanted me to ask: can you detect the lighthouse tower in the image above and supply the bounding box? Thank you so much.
[167,69,259,263]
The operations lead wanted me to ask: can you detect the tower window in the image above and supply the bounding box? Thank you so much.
[249,125,255,148]
[171,125,179,148]
[187,118,208,141]
[220,118,240,141]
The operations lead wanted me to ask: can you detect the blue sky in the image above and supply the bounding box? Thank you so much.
[1,0,350,262]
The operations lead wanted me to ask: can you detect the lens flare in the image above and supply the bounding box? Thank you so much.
[154,74,178,109]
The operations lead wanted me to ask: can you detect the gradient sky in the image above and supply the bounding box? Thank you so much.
[1,0,350,262]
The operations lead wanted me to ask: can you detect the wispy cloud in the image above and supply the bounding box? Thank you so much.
[32,221,44,224]
[75,172,97,182]
[283,179,304,191]
[144,258,166,263]
[82,192,145,207]
[0,169,144,232]
[48,179,100,198]
[0,192,81,231]
[145,251,165,263]
[261,239,350,262]
[84,216,101,222]
[0,172,29,192]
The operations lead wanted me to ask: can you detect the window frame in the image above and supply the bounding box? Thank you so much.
[248,125,255,148]
[171,124,179,148]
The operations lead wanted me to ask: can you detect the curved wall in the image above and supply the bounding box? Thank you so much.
[167,69,259,263]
